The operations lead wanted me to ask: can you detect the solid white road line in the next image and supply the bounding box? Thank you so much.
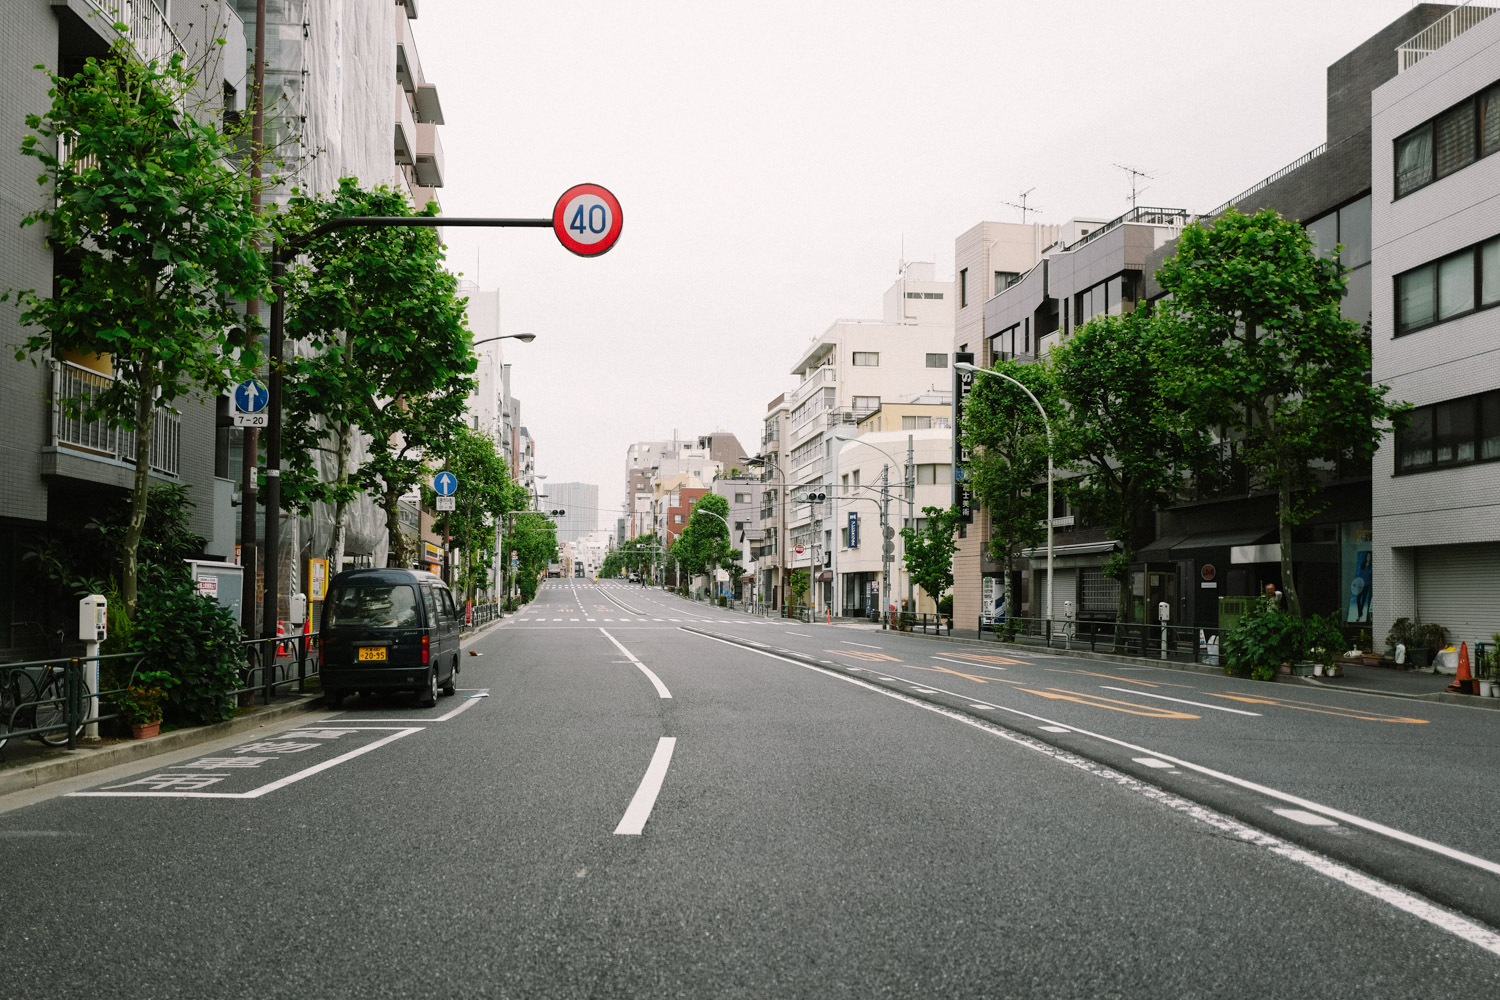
[1275,808,1340,827]
[679,632,1500,958]
[786,631,813,637]
[933,655,1008,671]
[840,641,883,649]
[614,736,677,835]
[1039,725,1071,733]
[1098,686,1263,716]
[1133,757,1175,769]
[599,628,672,699]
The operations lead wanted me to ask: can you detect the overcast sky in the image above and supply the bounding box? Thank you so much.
[418,0,1424,531]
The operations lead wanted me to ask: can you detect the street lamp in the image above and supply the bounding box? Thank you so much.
[831,432,916,615]
[953,361,1054,627]
[741,455,787,614]
[470,332,536,348]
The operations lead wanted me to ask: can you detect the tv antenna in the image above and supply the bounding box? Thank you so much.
[998,188,1041,224]
[1114,163,1158,210]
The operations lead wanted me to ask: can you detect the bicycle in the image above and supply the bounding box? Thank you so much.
[0,660,87,750]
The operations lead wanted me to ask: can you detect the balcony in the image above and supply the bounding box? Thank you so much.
[1399,3,1498,72]
[416,83,445,125]
[395,4,424,92]
[788,364,837,407]
[47,361,180,480]
[56,1,185,66]
[415,122,444,187]
[410,183,440,213]
[394,85,416,165]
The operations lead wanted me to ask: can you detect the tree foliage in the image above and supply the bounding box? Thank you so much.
[1050,309,1201,624]
[505,512,558,604]
[7,43,269,612]
[960,359,1054,614]
[901,505,962,608]
[1155,208,1406,616]
[432,426,516,602]
[277,178,475,569]
[672,493,733,585]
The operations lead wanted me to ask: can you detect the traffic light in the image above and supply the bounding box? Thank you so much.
[803,491,826,505]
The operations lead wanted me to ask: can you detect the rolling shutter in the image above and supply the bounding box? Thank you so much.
[1415,543,1500,644]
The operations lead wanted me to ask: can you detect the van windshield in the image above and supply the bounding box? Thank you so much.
[326,584,420,628]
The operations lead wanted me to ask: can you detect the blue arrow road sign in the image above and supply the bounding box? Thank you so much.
[233,379,269,413]
[433,472,458,496]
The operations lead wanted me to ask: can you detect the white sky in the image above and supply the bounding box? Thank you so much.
[418,0,1425,530]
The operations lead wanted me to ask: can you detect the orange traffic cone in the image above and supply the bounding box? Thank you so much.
[1448,642,1474,694]
[276,620,288,657]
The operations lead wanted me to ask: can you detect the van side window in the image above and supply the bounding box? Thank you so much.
[441,589,459,621]
[420,586,440,625]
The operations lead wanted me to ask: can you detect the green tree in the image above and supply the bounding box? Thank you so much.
[1155,209,1406,617]
[901,505,962,611]
[1050,309,1202,625]
[277,178,475,569]
[7,44,269,613]
[961,359,1054,618]
[433,426,513,603]
[673,494,733,590]
[507,511,559,603]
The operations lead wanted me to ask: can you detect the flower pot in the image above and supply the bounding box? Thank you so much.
[1313,664,1324,677]
[1481,679,1496,698]
[130,720,161,740]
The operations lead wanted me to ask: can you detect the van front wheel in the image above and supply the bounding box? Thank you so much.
[417,668,438,708]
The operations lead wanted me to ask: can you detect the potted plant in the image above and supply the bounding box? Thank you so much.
[1384,618,1420,667]
[1418,623,1449,671]
[117,669,174,739]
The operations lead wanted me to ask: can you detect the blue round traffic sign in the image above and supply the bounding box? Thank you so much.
[433,472,458,496]
[234,379,269,414]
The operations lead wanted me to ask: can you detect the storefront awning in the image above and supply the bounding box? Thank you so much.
[1168,528,1276,559]
[816,570,834,582]
[1018,539,1120,569]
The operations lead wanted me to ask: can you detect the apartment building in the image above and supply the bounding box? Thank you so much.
[708,475,768,600]
[1,2,250,649]
[545,482,600,543]
[1371,5,1500,648]
[624,432,746,539]
[750,394,791,607]
[784,264,955,612]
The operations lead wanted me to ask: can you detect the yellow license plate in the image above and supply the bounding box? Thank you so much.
[358,647,386,661]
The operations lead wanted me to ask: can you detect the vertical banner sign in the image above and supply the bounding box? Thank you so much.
[954,351,975,523]
[848,512,859,549]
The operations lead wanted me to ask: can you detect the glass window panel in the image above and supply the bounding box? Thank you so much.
[1306,212,1337,259]
[1438,251,1475,320]
[1483,87,1500,158]
[1106,276,1124,316]
[1399,408,1433,471]
[1338,196,1372,268]
[1482,239,1500,307]
[1435,103,1478,178]
[1482,393,1500,460]
[1435,399,1476,463]
[1341,265,1372,328]
[1398,263,1436,332]
[925,353,948,368]
[1396,126,1433,196]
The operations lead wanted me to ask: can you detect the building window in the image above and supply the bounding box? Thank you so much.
[1396,235,1500,335]
[994,271,1019,294]
[673,514,683,524]
[925,353,948,368]
[852,352,879,367]
[852,395,880,412]
[902,416,933,430]
[959,268,968,308]
[1307,196,1373,269]
[734,492,751,504]
[905,291,945,300]
[1395,81,1500,198]
[915,463,953,484]
[1397,389,1500,473]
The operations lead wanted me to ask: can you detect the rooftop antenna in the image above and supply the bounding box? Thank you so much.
[998,188,1040,224]
[1114,163,1158,210]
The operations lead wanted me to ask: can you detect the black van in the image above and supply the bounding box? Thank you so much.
[319,568,461,708]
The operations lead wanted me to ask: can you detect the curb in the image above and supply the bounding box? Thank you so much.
[0,694,325,798]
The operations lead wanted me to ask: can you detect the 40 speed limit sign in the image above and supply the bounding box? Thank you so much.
[553,183,623,257]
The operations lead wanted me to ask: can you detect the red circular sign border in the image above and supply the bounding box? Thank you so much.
[552,183,623,257]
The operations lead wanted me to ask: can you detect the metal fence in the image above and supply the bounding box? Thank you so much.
[977,616,1224,666]
[1,651,145,753]
[240,632,320,706]
[888,612,950,636]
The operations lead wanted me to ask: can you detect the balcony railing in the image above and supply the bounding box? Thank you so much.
[1207,148,1326,219]
[80,0,185,67]
[788,364,837,406]
[51,361,180,477]
[1063,206,1191,252]
[1399,3,1499,72]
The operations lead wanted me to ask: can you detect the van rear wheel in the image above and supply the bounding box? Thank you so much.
[441,659,457,697]
[417,668,438,708]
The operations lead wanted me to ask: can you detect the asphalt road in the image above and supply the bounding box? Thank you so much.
[2,580,1498,999]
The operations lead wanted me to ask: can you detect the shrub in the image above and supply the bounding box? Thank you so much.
[131,577,243,726]
[1385,618,1418,656]
[1222,597,1299,681]
[938,594,954,618]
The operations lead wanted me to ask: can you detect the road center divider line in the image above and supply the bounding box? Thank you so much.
[600,628,672,699]
[681,626,1500,880]
[614,736,677,835]
[678,628,1500,956]
[1097,686,1262,716]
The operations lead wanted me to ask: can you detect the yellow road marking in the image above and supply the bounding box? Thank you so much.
[1023,688,1200,719]
[1211,693,1429,724]
[939,652,1033,666]
[827,650,903,662]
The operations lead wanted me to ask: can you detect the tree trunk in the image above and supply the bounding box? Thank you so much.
[121,372,157,616]
[384,482,403,568]
[327,420,352,573]
[1278,470,1301,618]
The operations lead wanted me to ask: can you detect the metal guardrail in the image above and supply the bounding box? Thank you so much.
[887,611,950,636]
[1207,146,1327,219]
[1398,2,1499,72]
[977,615,1224,665]
[1,652,144,753]
[240,632,319,706]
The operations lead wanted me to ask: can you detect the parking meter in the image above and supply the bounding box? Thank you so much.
[1157,601,1171,624]
[289,592,307,626]
[79,594,107,643]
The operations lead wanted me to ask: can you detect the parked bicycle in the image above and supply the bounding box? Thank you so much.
[0,659,87,750]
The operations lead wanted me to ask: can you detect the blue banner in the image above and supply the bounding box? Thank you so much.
[848,512,859,549]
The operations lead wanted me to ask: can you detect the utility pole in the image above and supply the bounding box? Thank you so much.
[906,434,916,612]
[240,0,268,638]
[880,465,892,626]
